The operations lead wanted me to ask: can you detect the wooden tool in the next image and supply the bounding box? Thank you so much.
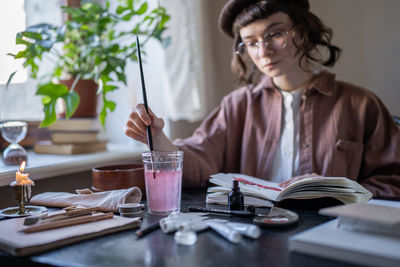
[23,207,101,226]
[21,212,114,233]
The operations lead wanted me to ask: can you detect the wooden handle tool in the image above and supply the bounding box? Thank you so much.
[21,212,113,233]
[24,207,101,226]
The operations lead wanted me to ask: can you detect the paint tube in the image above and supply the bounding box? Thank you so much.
[206,221,242,243]
[225,222,261,239]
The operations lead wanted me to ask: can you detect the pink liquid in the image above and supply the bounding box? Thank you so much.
[145,170,182,214]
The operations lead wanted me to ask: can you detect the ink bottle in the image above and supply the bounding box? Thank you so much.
[228,180,244,211]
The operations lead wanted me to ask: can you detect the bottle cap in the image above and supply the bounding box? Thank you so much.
[246,225,261,239]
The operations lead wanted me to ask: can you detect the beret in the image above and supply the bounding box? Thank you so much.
[219,0,310,37]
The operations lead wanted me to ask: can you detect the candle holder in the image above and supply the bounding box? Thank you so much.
[12,185,27,214]
[0,183,46,217]
[0,121,28,165]
[0,173,47,218]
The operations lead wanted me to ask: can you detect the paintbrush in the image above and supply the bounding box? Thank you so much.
[23,207,100,226]
[136,36,156,178]
[21,212,114,233]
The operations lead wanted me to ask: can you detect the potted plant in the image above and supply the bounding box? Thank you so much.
[7,0,170,127]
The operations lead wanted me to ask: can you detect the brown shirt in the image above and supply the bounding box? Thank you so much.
[174,71,400,197]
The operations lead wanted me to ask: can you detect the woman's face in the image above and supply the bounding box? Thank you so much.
[239,12,302,79]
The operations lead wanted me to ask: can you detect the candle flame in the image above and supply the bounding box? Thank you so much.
[20,161,26,172]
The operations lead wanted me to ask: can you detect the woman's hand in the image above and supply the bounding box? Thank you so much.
[125,104,165,144]
[124,104,177,151]
[279,173,320,188]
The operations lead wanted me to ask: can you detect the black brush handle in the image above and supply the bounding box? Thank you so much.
[188,206,254,218]
[136,36,154,151]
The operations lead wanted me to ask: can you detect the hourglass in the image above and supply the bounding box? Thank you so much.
[0,121,28,165]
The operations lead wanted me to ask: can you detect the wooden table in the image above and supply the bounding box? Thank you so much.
[0,188,358,267]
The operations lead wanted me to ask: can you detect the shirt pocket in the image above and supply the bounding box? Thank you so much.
[332,139,364,179]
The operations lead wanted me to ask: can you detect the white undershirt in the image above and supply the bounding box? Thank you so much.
[269,88,303,183]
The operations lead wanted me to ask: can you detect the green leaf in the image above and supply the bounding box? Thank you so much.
[99,105,107,127]
[116,72,127,85]
[22,31,43,40]
[41,96,51,105]
[103,84,118,93]
[121,12,133,21]
[99,99,116,127]
[116,5,127,14]
[36,83,69,98]
[136,3,148,15]
[14,50,27,59]
[127,0,133,10]
[104,99,116,112]
[62,91,80,119]
[16,35,31,46]
[52,66,63,77]
[40,99,57,128]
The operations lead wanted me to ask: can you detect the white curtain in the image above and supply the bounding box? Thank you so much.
[162,0,211,122]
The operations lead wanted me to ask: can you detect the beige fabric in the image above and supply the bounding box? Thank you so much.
[30,187,142,212]
[0,212,140,256]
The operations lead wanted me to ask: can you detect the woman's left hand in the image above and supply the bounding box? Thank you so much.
[279,173,320,188]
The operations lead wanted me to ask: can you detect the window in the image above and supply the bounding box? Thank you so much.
[0,0,62,121]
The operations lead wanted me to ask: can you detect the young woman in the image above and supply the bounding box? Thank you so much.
[125,0,400,197]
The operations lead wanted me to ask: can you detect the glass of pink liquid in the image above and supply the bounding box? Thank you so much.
[142,151,183,215]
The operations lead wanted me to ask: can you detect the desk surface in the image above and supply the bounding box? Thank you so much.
[0,188,359,267]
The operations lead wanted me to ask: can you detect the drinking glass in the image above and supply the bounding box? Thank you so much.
[0,120,28,165]
[142,151,183,215]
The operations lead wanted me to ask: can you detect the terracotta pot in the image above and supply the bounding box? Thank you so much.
[59,79,98,118]
[92,163,146,195]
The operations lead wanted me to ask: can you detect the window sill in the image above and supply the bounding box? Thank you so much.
[0,143,144,187]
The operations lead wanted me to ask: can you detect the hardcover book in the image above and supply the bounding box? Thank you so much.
[47,118,99,131]
[289,200,400,267]
[207,173,372,206]
[51,131,99,144]
[34,140,106,155]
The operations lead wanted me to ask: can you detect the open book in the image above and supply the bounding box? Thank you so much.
[207,173,373,207]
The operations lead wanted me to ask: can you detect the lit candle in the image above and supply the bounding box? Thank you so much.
[15,161,34,186]
[11,161,35,203]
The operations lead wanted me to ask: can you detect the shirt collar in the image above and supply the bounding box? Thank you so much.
[250,70,336,96]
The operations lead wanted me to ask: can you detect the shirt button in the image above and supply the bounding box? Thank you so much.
[301,143,310,149]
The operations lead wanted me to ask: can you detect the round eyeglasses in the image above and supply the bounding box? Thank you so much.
[236,30,290,56]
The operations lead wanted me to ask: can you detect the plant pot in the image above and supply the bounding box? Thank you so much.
[59,79,98,118]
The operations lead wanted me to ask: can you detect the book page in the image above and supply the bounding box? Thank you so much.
[280,176,372,203]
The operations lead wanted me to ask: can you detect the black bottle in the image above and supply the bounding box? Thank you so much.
[228,180,244,211]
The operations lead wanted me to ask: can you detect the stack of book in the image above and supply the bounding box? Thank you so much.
[34,118,106,155]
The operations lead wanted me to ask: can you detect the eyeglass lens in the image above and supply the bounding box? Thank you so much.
[237,31,287,55]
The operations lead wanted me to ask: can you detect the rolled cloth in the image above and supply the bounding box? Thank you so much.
[30,187,142,212]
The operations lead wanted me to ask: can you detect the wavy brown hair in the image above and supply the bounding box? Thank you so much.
[231,0,342,85]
